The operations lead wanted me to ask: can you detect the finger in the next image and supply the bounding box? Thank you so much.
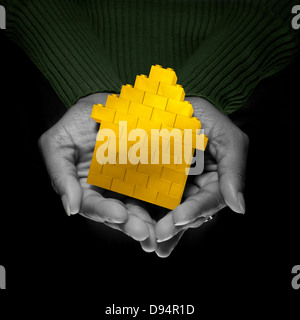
[155,212,178,243]
[105,214,150,242]
[216,131,249,214]
[154,203,205,243]
[119,214,150,241]
[124,199,153,224]
[80,189,128,223]
[188,216,209,228]
[140,222,158,252]
[194,171,218,188]
[182,182,199,200]
[155,230,186,258]
[172,180,225,226]
[124,200,155,245]
[38,132,82,216]
[81,193,149,241]
[105,215,150,242]
[156,180,225,242]
[186,97,249,214]
[123,199,157,251]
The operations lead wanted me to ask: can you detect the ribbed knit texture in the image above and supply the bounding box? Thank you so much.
[2,0,300,113]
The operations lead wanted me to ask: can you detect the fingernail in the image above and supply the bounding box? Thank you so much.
[106,216,126,224]
[157,233,176,243]
[156,238,167,243]
[237,192,246,214]
[61,194,71,216]
[174,221,189,226]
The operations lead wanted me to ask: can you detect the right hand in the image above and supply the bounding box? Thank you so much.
[38,93,158,252]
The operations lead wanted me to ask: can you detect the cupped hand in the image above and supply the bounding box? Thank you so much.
[154,97,249,257]
[38,93,249,258]
[38,93,158,251]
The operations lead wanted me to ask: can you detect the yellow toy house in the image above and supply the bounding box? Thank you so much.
[87,65,207,210]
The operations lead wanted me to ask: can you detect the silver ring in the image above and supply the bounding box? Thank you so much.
[204,215,214,223]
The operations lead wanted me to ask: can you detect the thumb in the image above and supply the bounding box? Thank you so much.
[38,132,82,216]
[216,130,249,214]
[184,96,249,214]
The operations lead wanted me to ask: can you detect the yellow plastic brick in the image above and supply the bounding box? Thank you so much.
[133,185,157,204]
[87,64,208,211]
[151,109,176,127]
[114,139,136,160]
[111,179,135,197]
[128,129,148,148]
[102,164,126,180]
[128,143,154,165]
[89,141,104,174]
[105,94,130,113]
[128,101,153,120]
[161,167,186,185]
[166,99,193,118]
[169,183,185,198]
[183,147,195,167]
[136,118,161,134]
[183,131,208,151]
[155,192,181,210]
[196,134,208,151]
[137,163,163,176]
[124,169,149,188]
[134,75,160,94]
[147,176,171,194]
[160,153,182,170]
[174,115,201,131]
[89,159,103,175]
[175,161,190,173]
[149,65,177,85]
[91,104,115,123]
[86,172,112,189]
[143,92,168,110]
[114,111,138,128]
[162,136,183,156]
[120,84,145,103]
[158,83,185,101]
[98,121,121,140]
[116,153,138,171]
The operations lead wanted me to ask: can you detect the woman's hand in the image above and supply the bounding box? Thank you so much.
[38,93,158,251]
[38,93,249,258]
[154,97,249,257]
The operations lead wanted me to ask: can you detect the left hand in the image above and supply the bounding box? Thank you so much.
[154,97,249,257]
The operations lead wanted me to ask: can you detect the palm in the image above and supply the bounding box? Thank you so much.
[57,98,157,248]
[39,93,248,257]
[154,96,248,257]
[64,96,222,254]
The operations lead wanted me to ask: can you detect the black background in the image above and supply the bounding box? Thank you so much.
[0,29,299,314]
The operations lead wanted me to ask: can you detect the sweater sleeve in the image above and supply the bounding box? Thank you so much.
[4,0,122,108]
[177,0,300,114]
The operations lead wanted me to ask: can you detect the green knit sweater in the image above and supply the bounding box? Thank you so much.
[2,0,299,114]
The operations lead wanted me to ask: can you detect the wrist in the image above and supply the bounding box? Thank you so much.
[76,92,111,105]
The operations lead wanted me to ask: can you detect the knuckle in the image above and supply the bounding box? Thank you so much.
[50,176,61,194]
[241,131,249,147]
[38,130,52,151]
[235,168,247,190]
[234,128,249,149]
